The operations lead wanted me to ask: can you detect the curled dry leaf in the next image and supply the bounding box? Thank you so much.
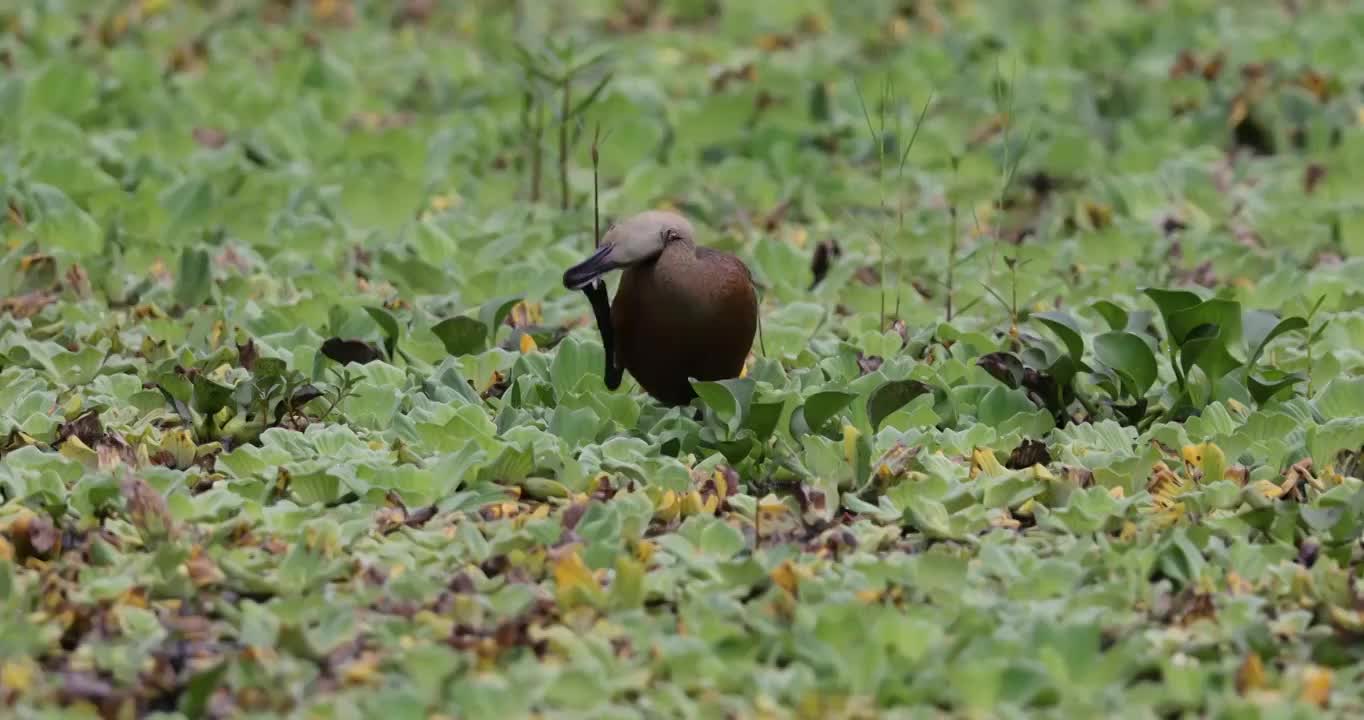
[1006,438,1051,469]
[121,476,177,541]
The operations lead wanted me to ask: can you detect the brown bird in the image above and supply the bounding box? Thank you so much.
[563,210,758,406]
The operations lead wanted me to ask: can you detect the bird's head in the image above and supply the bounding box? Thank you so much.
[562,210,694,290]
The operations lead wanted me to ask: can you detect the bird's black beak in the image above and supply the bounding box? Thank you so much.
[562,244,615,290]
[581,279,622,390]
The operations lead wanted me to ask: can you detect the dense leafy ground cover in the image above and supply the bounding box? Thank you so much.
[4,0,1364,717]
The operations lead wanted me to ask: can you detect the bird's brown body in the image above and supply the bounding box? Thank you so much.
[563,210,758,407]
[612,243,757,405]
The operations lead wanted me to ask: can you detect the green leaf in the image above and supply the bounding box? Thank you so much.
[1315,377,1364,421]
[1142,288,1203,341]
[977,385,1037,428]
[698,519,745,558]
[1179,324,1243,383]
[1031,311,1086,366]
[1247,370,1304,405]
[365,306,403,360]
[292,472,343,505]
[791,387,851,439]
[191,374,234,416]
[744,400,784,441]
[161,178,213,240]
[692,378,755,433]
[478,296,523,346]
[867,379,933,432]
[1088,300,1129,332]
[550,335,605,395]
[611,555,645,609]
[1245,314,1307,369]
[903,497,954,539]
[800,390,858,434]
[1169,298,1243,348]
[432,316,488,357]
[179,663,228,718]
[174,247,212,308]
[1093,331,1158,397]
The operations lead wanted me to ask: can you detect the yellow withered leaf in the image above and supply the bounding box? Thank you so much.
[1300,665,1332,707]
[1181,442,1226,482]
[757,494,788,517]
[701,493,719,514]
[655,490,680,522]
[552,548,600,608]
[680,489,706,516]
[841,425,860,464]
[519,333,538,354]
[970,447,1006,479]
[770,561,801,595]
[59,436,100,468]
[1236,653,1266,694]
[161,428,197,470]
[0,659,34,692]
[711,468,729,499]
[1252,479,1286,500]
[340,652,381,686]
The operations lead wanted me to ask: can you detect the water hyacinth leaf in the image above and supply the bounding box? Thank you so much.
[976,352,1024,388]
[977,385,1037,428]
[903,496,955,539]
[292,472,344,505]
[550,335,605,395]
[698,519,745,558]
[478,295,523,345]
[744,400,784,441]
[1088,300,1129,331]
[692,377,754,433]
[191,374,234,416]
[1169,298,1243,349]
[791,387,851,439]
[179,663,228,718]
[1093,331,1158,397]
[1179,325,1243,383]
[1244,314,1307,369]
[800,390,857,434]
[1143,288,1203,340]
[1315,377,1364,420]
[868,379,934,431]
[432,316,488,357]
[1247,370,1304,405]
[707,433,755,465]
[364,306,403,360]
[162,178,213,238]
[174,247,212,308]
[1031,311,1086,367]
